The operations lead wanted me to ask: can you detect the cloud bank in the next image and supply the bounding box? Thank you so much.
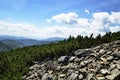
[0,12,120,39]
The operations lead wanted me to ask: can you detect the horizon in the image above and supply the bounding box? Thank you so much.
[0,0,120,39]
[0,34,66,40]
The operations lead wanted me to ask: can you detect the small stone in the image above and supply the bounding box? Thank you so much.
[75,71,79,74]
[89,68,96,72]
[29,66,34,70]
[96,76,106,80]
[41,73,53,80]
[56,66,61,71]
[87,73,93,80]
[67,69,74,75]
[80,61,85,67]
[58,74,66,80]
[59,74,65,78]
[116,64,120,69]
[100,57,107,62]
[89,53,97,57]
[106,69,120,80]
[69,56,76,62]
[100,69,110,74]
[22,75,26,79]
[110,64,116,70]
[99,49,106,54]
[78,74,83,79]
[79,68,87,73]
[47,70,53,74]
[96,74,104,77]
[26,74,35,79]
[74,58,80,62]
[96,74,105,80]
[67,73,78,80]
[94,46,101,52]
[106,56,113,61]
[96,64,102,71]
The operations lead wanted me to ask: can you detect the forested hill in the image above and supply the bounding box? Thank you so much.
[0,31,120,79]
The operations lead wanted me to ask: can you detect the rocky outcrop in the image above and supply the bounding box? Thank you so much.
[23,41,120,80]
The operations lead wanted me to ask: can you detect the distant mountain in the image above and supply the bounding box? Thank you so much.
[18,39,56,46]
[1,39,24,48]
[0,35,26,40]
[0,39,24,52]
[44,37,65,41]
[0,35,65,52]
[17,39,40,46]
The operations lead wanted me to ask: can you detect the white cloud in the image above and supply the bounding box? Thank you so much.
[110,26,120,32]
[49,12,78,24]
[85,9,90,14]
[0,21,38,37]
[109,12,120,24]
[90,12,110,32]
[0,12,120,39]
[77,18,89,27]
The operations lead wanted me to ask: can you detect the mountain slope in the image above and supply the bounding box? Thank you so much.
[0,39,24,52]
[0,42,10,52]
[0,36,65,52]
[17,39,40,46]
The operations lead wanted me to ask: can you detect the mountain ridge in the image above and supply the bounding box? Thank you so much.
[0,35,65,52]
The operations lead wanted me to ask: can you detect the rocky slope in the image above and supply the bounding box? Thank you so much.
[23,40,120,80]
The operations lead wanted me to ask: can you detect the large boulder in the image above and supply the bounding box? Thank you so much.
[74,49,90,57]
[58,56,69,64]
[113,52,120,59]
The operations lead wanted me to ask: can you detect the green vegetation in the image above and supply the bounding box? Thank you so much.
[0,31,120,80]
[0,42,10,52]
[0,40,24,52]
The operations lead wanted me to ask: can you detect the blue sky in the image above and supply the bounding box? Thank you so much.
[0,0,120,39]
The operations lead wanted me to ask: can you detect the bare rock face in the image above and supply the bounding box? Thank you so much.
[23,40,120,80]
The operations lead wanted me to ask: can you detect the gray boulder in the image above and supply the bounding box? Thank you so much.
[113,52,120,59]
[74,49,90,57]
[58,56,69,64]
